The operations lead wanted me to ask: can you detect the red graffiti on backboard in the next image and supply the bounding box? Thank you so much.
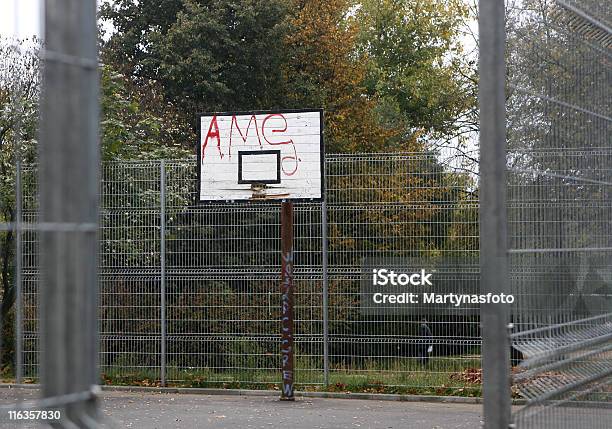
[202,113,299,175]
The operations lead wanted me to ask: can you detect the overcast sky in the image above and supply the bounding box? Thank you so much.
[0,0,42,39]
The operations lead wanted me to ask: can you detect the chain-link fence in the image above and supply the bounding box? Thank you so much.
[504,0,612,427]
[16,153,481,394]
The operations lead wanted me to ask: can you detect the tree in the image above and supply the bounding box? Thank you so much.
[100,0,477,153]
[282,0,399,152]
[355,0,476,141]
[100,64,191,160]
[101,0,403,153]
[101,0,290,131]
[0,38,40,370]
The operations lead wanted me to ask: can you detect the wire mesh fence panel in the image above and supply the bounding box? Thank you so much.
[325,153,480,394]
[163,159,325,387]
[18,153,481,392]
[505,0,612,427]
[99,161,163,383]
[21,164,38,379]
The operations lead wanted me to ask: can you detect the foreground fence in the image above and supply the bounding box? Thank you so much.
[501,0,612,427]
[18,153,481,394]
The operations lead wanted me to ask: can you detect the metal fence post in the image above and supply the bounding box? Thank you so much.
[39,0,100,423]
[160,160,167,387]
[479,0,512,428]
[321,200,329,386]
[15,160,22,384]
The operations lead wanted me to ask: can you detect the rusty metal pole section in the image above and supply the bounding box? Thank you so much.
[280,201,295,400]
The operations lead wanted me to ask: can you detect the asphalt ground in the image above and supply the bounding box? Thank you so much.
[0,388,483,429]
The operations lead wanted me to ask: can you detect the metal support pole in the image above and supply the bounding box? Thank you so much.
[15,161,22,384]
[321,200,329,386]
[280,201,295,400]
[479,0,512,428]
[160,160,167,387]
[39,0,100,424]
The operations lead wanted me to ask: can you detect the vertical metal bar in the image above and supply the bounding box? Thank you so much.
[39,0,100,424]
[280,201,295,400]
[15,161,23,385]
[321,200,329,386]
[11,0,24,388]
[160,160,167,387]
[479,0,511,428]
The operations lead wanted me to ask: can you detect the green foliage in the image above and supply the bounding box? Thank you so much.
[356,0,476,139]
[0,38,40,369]
[101,0,290,116]
[100,65,192,160]
[100,0,476,151]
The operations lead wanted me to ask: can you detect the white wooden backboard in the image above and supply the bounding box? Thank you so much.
[198,110,324,201]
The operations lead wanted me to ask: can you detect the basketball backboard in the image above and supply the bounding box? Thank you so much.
[198,109,324,202]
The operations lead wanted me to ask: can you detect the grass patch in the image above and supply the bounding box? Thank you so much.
[2,356,483,397]
[99,356,483,397]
